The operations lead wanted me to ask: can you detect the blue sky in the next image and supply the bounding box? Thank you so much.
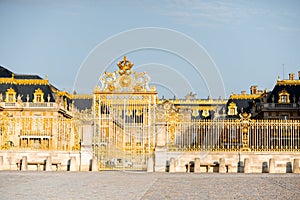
[0,0,300,98]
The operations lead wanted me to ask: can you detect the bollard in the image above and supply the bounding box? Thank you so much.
[45,156,52,171]
[0,156,3,169]
[244,158,250,173]
[219,158,226,173]
[293,159,300,173]
[91,156,98,172]
[187,163,191,173]
[69,156,77,171]
[147,156,154,172]
[169,157,175,173]
[269,158,275,173]
[194,158,201,173]
[21,156,28,171]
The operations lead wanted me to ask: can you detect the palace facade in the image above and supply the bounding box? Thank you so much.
[1,57,300,172]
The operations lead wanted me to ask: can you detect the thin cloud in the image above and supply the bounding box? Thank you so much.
[160,0,300,31]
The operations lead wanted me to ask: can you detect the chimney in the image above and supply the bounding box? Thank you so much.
[241,91,246,95]
[289,73,295,80]
[250,85,258,95]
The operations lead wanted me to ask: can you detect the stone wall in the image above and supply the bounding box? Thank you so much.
[0,150,93,171]
[155,150,300,173]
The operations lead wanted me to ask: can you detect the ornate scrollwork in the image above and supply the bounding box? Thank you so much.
[239,112,252,152]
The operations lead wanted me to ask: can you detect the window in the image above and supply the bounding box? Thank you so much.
[36,94,42,102]
[227,102,237,115]
[278,89,290,103]
[281,95,287,103]
[5,88,16,102]
[280,114,289,120]
[33,88,44,103]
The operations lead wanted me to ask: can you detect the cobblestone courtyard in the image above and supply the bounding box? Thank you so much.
[1,171,300,199]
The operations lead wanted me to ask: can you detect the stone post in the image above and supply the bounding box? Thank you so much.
[0,156,3,170]
[45,156,52,171]
[219,158,226,173]
[244,158,250,173]
[169,157,175,173]
[269,158,275,173]
[187,163,191,173]
[147,156,154,172]
[21,156,28,171]
[194,158,201,173]
[69,156,77,171]
[293,159,300,173]
[91,156,98,172]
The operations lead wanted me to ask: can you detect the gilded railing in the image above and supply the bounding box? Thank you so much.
[167,119,300,152]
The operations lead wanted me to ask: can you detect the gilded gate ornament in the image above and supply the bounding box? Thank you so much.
[117,56,133,75]
[239,112,252,152]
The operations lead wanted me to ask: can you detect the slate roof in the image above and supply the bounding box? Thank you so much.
[0,66,63,104]
[0,66,13,77]
[73,98,93,111]
[266,84,300,103]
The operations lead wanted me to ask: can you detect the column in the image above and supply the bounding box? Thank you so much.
[219,158,226,173]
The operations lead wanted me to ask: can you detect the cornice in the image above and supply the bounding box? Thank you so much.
[0,77,49,85]
[229,94,261,100]
[276,79,300,86]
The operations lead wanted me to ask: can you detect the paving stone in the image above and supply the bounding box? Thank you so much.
[0,171,299,199]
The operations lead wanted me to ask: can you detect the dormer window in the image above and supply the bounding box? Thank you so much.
[278,89,290,103]
[281,95,287,103]
[227,102,237,115]
[5,88,16,102]
[33,88,44,103]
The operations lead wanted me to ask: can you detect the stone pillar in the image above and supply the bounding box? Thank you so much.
[244,158,250,173]
[269,158,275,173]
[69,156,77,171]
[147,157,154,172]
[0,156,3,170]
[194,158,201,173]
[187,163,191,173]
[91,156,98,172]
[169,157,175,173]
[45,156,52,171]
[219,158,226,173]
[21,156,28,171]
[293,159,300,173]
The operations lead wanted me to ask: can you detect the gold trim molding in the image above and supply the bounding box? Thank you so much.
[0,77,49,85]
[277,79,300,86]
[229,94,261,99]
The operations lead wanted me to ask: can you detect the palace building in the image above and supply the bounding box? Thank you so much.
[226,73,300,120]
[1,57,300,173]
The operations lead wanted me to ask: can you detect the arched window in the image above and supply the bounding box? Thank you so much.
[5,88,16,102]
[227,102,237,115]
[278,89,290,103]
[33,88,44,103]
